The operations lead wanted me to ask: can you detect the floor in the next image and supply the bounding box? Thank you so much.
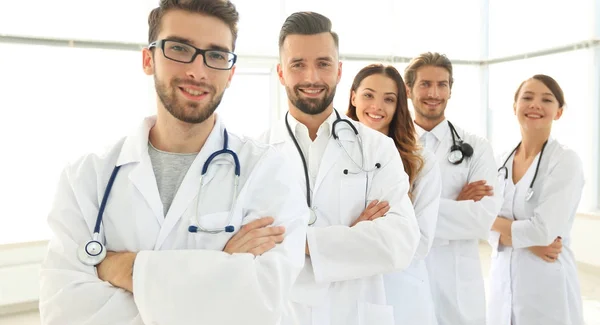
[2,244,599,325]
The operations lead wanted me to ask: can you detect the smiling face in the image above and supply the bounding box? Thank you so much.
[514,78,563,133]
[277,32,342,116]
[142,10,235,124]
[351,73,398,135]
[407,65,451,126]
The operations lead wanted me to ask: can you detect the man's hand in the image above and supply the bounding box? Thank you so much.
[528,237,563,262]
[223,217,285,256]
[457,180,494,202]
[97,251,137,293]
[350,200,390,227]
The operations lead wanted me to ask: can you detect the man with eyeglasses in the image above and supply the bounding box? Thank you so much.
[38,1,308,325]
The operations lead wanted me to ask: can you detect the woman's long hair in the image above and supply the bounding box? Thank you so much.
[346,64,423,197]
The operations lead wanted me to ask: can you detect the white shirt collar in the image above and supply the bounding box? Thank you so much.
[286,110,337,140]
[414,118,449,143]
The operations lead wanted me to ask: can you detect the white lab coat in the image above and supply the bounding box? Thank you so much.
[383,149,441,325]
[260,113,420,325]
[415,120,502,325]
[39,115,309,325]
[487,138,584,325]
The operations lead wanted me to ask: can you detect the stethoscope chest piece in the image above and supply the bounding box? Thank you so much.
[447,148,464,164]
[77,239,106,266]
[447,121,473,165]
[308,209,317,226]
[525,188,534,201]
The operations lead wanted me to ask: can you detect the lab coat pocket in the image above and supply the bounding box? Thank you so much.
[339,175,367,225]
[187,211,236,250]
[358,301,395,325]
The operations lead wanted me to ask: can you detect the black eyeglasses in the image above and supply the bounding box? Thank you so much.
[148,39,237,70]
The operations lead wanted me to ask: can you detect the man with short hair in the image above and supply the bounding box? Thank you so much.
[39,1,308,324]
[260,11,420,325]
[404,52,502,325]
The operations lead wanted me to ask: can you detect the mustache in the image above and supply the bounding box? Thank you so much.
[294,83,329,91]
[173,78,215,92]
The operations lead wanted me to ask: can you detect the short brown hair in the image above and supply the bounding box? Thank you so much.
[148,0,239,50]
[404,52,454,89]
[278,12,339,51]
[514,74,566,108]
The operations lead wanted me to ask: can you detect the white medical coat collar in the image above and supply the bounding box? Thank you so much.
[116,115,225,167]
[114,114,229,248]
[269,109,357,144]
[414,118,449,144]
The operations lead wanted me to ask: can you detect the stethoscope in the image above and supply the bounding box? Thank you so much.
[447,121,474,165]
[497,140,548,201]
[285,109,381,225]
[77,129,240,266]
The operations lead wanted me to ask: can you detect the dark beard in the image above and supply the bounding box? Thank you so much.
[155,75,223,124]
[286,83,336,115]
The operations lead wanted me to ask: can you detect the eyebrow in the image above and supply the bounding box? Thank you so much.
[163,35,232,52]
[419,79,449,84]
[317,56,334,62]
[363,88,397,97]
[523,90,555,97]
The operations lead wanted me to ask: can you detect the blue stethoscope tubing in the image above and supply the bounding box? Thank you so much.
[77,129,240,266]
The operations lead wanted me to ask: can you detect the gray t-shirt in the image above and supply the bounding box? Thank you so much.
[148,142,197,216]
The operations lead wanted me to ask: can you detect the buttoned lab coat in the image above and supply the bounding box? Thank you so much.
[260,114,420,325]
[39,115,309,325]
[488,138,584,325]
[416,120,502,325]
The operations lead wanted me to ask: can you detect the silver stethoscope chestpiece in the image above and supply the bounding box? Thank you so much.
[308,209,317,226]
[77,239,107,266]
[525,188,534,201]
[448,150,463,164]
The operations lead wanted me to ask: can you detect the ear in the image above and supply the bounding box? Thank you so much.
[405,85,412,97]
[513,103,517,115]
[142,48,154,76]
[225,65,236,88]
[277,63,285,86]
[351,90,357,107]
[554,107,564,120]
[337,61,343,84]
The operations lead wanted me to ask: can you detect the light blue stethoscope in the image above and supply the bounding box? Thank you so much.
[77,129,240,266]
[285,109,381,225]
[497,140,547,202]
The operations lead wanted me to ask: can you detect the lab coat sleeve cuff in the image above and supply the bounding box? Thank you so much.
[305,227,326,284]
[488,231,501,257]
[510,220,537,249]
[132,251,149,316]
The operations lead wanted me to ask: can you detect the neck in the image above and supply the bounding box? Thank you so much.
[414,115,444,132]
[289,104,334,141]
[519,128,550,159]
[379,126,390,136]
[149,108,216,153]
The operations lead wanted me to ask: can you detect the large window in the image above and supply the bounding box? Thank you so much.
[281,0,483,60]
[0,0,155,43]
[488,0,594,58]
[0,44,152,244]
